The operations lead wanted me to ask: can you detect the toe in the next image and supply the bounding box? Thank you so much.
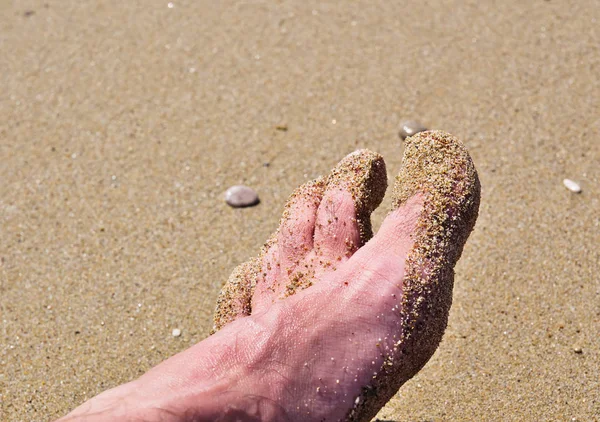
[379,130,480,344]
[313,188,361,265]
[313,150,388,263]
[212,257,261,332]
[351,130,480,421]
[215,179,326,328]
[390,130,480,266]
[251,178,326,313]
[277,178,326,273]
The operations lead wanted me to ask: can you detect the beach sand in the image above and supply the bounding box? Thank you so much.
[1,0,598,420]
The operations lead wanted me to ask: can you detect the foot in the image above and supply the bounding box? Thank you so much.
[59,131,480,422]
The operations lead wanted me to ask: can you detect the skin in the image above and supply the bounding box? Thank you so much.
[58,131,480,422]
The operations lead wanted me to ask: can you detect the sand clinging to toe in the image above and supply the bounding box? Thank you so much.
[347,131,481,421]
[213,150,388,332]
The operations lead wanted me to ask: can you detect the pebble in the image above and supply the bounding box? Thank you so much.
[573,346,583,354]
[172,328,181,337]
[399,120,427,140]
[225,185,259,207]
[563,179,582,193]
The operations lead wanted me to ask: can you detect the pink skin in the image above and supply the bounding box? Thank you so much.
[253,186,363,311]
[59,189,424,422]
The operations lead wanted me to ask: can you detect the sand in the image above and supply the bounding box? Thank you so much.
[1,0,598,420]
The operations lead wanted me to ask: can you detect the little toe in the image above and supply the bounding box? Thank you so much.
[212,257,261,332]
[214,179,326,329]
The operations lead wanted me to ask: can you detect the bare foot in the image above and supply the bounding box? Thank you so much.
[59,130,480,422]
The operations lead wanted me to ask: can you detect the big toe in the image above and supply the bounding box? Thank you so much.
[349,130,480,421]
[378,130,480,353]
[389,130,480,265]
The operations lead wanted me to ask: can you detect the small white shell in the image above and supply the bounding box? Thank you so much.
[225,185,260,207]
[172,328,182,337]
[399,120,427,140]
[563,179,582,193]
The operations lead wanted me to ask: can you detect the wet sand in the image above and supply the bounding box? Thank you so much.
[1,0,599,420]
